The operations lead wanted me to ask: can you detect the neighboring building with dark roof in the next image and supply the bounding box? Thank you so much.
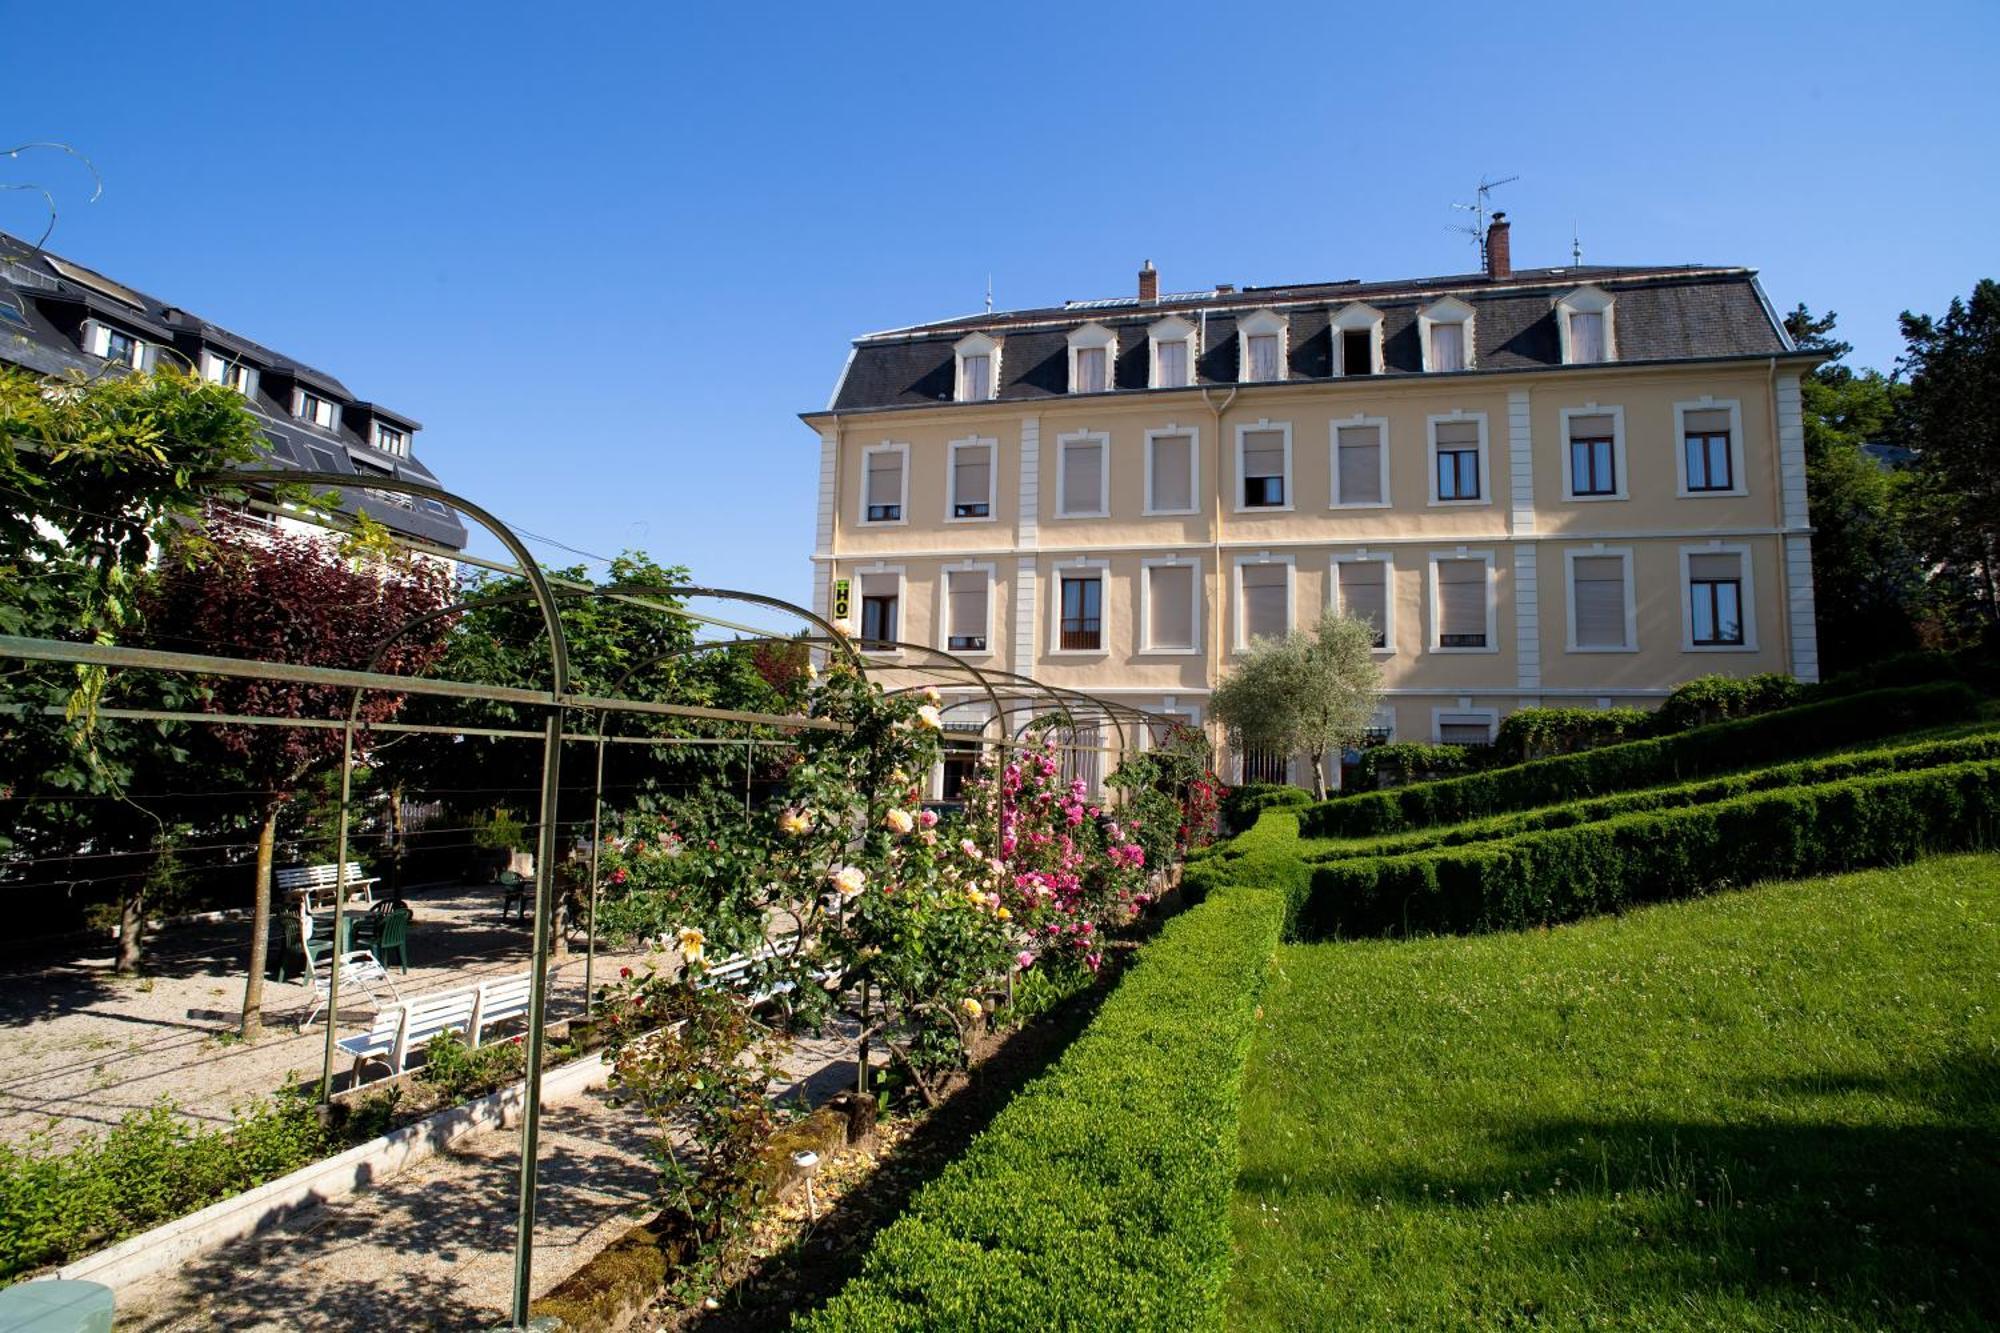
[0,229,467,551]
[803,216,1825,790]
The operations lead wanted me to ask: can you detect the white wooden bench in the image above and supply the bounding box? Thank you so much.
[298,949,398,1031]
[698,938,839,1010]
[276,862,378,914]
[335,969,542,1080]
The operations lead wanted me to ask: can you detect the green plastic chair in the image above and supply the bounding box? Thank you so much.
[364,908,412,973]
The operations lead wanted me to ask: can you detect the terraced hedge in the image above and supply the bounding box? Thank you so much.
[1300,681,1982,839]
[795,885,1286,1332]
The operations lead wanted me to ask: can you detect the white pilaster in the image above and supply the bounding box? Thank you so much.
[1785,534,1820,683]
[1507,389,1534,535]
[1775,372,1810,529]
[1013,415,1040,671]
[813,426,838,620]
[1512,543,1540,693]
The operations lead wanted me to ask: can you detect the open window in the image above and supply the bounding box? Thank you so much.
[942,565,993,653]
[1236,421,1291,511]
[1330,302,1384,377]
[860,442,908,524]
[948,436,996,520]
[857,568,903,651]
[1055,566,1106,652]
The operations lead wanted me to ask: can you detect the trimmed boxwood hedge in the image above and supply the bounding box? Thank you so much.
[1220,782,1311,834]
[1300,681,1982,839]
[1295,759,2000,939]
[795,885,1286,1332]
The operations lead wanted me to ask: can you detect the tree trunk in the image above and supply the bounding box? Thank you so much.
[389,782,406,900]
[115,884,145,975]
[1312,748,1329,801]
[241,802,279,1042]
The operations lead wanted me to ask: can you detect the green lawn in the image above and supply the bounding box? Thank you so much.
[1230,854,2000,1331]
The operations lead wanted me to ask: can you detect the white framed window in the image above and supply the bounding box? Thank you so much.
[1559,404,1627,501]
[1418,296,1476,373]
[954,331,1000,403]
[1140,557,1201,654]
[1432,707,1498,746]
[1148,314,1197,388]
[1680,544,1757,651]
[947,436,997,521]
[1232,554,1294,650]
[86,321,146,369]
[856,566,906,655]
[374,422,410,458]
[1144,425,1199,515]
[1067,322,1116,395]
[1363,705,1397,744]
[1428,413,1489,505]
[1563,546,1637,652]
[1235,419,1292,512]
[1330,415,1390,508]
[1330,302,1384,377]
[295,389,339,431]
[1331,551,1394,653]
[1048,558,1110,654]
[1675,398,1748,497]
[201,350,256,395]
[939,563,996,655]
[859,441,909,524]
[1428,549,1497,653]
[1236,308,1287,383]
[1055,430,1111,518]
[1142,700,1203,749]
[1556,286,1617,364]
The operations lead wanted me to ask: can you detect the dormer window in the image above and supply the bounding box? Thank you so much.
[1556,286,1617,364]
[1418,297,1476,373]
[1066,322,1116,394]
[295,389,338,431]
[1330,302,1384,377]
[1148,315,1197,388]
[954,332,1000,403]
[1237,309,1287,382]
[375,423,410,458]
[202,351,255,394]
[86,321,145,369]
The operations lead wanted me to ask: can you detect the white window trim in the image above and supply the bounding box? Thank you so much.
[946,435,999,525]
[1330,549,1397,657]
[1329,413,1392,509]
[1047,558,1112,658]
[1679,542,1759,653]
[1426,412,1491,507]
[373,421,410,457]
[936,561,998,659]
[1233,418,1294,514]
[1148,314,1198,389]
[1142,701,1204,749]
[1236,308,1288,383]
[293,387,341,433]
[1066,322,1117,396]
[1367,705,1398,743]
[1673,396,1749,498]
[1329,302,1385,376]
[854,563,908,660]
[1417,296,1477,373]
[86,320,148,370]
[954,331,1001,403]
[1231,552,1296,653]
[1054,429,1112,519]
[1431,706,1499,745]
[1555,285,1618,365]
[1562,544,1638,654]
[1426,547,1500,655]
[202,350,257,396]
[1558,403,1629,502]
[1142,423,1201,516]
[1139,555,1203,656]
[858,440,911,527]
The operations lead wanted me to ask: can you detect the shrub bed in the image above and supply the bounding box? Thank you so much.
[1220,782,1309,834]
[1301,681,1982,838]
[1296,759,2000,938]
[795,884,1286,1332]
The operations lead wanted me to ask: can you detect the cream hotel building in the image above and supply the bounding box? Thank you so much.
[804,216,1823,790]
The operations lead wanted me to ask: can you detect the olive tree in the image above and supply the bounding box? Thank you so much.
[1211,610,1382,799]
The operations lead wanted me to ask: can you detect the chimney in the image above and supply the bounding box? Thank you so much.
[1138,259,1158,302]
[1485,212,1511,279]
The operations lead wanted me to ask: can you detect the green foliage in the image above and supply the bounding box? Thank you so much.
[796,885,1286,1333]
[1105,725,1225,869]
[1490,707,1650,764]
[468,806,528,853]
[1353,742,1476,788]
[1898,280,2000,639]
[1651,672,1809,733]
[1211,610,1381,798]
[1219,783,1310,835]
[416,1030,527,1104]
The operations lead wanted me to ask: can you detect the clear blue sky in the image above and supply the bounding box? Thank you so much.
[8,1,1995,616]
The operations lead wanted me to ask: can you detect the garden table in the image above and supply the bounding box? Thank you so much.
[0,1278,114,1332]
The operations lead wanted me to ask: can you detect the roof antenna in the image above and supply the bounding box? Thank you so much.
[1448,174,1519,266]
[984,274,993,315]
[1571,223,1583,267]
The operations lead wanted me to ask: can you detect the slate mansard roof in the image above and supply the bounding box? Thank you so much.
[0,230,467,550]
[822,263,1799,416]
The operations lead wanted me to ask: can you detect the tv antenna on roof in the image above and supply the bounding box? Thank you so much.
[984,274,993,315]
[1449,174,1519,266]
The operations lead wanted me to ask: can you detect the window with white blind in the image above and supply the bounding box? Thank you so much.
[1332,419,1388,507]
[955,332,999,402]
[1149,315,1197,388]
[1237,560,1290,646]
[1432,556,1492,650]
[1431,417,1485,503]
[1419,297,1476,373]
[1567,550,1633,651]
[1335,558,1391,650]
[1429,322,1465,372]
[1143,562,1198,652]
[1073,346,1107,393]
[1236,310,1287,383]
[1569,312,1606,363]
[1679,403,1742,495]
[1238,426,1289,509]
[1156,339,1188,387]
[1057,433,1109,517]
[1563,409,1622,499]
[1145,430,1197,514]
[944,568,990,653]
[1685,549,1750,648]
[1068,322,1115,395]
[949,439,995,519]
[861,445,907,523]
[1435,712,1495,746]
[1247,334,1280,380]
[1557,287,1617,364]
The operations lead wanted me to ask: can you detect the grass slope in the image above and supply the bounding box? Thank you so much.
[1230,855,2000,1331]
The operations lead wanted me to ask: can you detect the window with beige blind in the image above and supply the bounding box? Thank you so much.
[1436,712,1494,745]
[1433,558,1490,648]
[1240,429,1287,508]
[1336,559,1390,649]
[863,447,905,522]
[1334,422,1386,506]
[959,352,992,402]
[1428,321,1466,372]
[1155,338,1190,388]
[1144,563,1197,652]
[1433,419,1482,502]
[1073,346,1107,393]
[1147,432,1196,513]
[1239,562,1289,644]
[1566,412,1619,497]
[1058,436,1107,517]
[950,442,993,519]
[1568,311,1607,363]
[1246,333,1281,380]
[945,568,989,652]
[1683,407,1735,492]
[1687,551,1745,646]
[1569,553,1631,650]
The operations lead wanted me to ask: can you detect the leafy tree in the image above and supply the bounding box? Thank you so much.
[1898,280,2000,636]
[1210,610,1382,799]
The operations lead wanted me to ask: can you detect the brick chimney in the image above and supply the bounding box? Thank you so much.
[1485,212,1511,279]
[1138,259,1158,302]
